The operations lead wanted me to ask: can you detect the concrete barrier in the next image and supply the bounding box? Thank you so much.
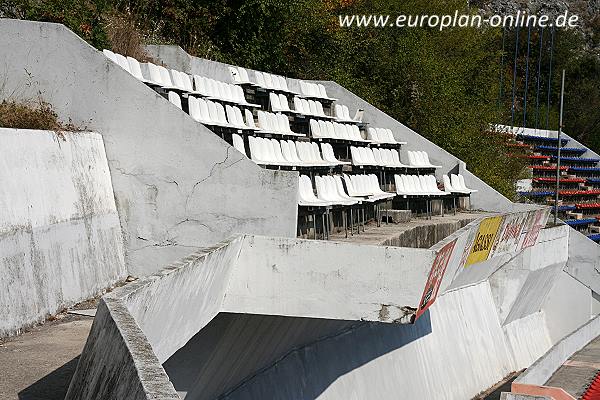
[513,314,600,389]
[0,20,297,276]
[0,128,126,337]
[66,210,573,399]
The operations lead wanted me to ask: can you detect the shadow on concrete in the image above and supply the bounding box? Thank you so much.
[164,311,432,400]
[18,356,79,400]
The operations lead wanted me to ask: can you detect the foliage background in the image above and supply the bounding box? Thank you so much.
[1,0,598,199]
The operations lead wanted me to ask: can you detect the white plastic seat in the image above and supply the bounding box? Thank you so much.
[270,92,282,112]
[310,119,323,138]
[188,97,207,123]
[103,49,118,63]
[248,136,269,164]
[232,134,246,155]
[278,94,291,112]
[308,100,319,116]
[298,175,332,207]
[125,57,148,82]
[114,53,132,74]
[168,91,182,109]
[158,66,177,89]
[170,69,186,91]
[229,66,242,84]
[286,140,304,164]
[245,109,257,128]
[254,71,267,88]
[225,105,242,128]
[301,99,312,115]
[264,73,274,89]
[238,67,251,84]
[270,139,291,165]
[315,176,357,205]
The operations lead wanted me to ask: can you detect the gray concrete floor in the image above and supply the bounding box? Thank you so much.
[0,314,93,400]
[330,211,489,246]
[545,335,600,398]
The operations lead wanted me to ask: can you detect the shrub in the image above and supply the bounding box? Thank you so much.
[104,10,155,62]
[0,100,80,138]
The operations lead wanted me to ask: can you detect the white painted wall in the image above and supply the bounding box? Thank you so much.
[543,271,591,343]
[221,281,551,400]
[0,128,126,336]
[0,20,298,277]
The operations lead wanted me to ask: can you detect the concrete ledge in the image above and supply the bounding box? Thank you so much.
[513,314,600,388]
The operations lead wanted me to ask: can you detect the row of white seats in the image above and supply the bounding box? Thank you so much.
[192,75,257,106]
[298,174,393,207]
[406,151,441,168]
[229,66,295,94]
[188,96,253,130]
[343,174,396,201]
[169,92,301,135]
[256,111,304,136]
[102,50,257,108]
[310,120,365,142]
[103,49,149,83]
[351,147,408,167]
[293,97,330,118]
[245,136,346,167]
[394,175,448,196]
[168,92,249,130]
[334,104,356,122]
[444,174,478,194]
[299,81,336,101]
[366,128,404,145]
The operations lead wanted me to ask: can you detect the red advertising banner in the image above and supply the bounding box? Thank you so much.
[521,208,549,249]
[415,238,457,321]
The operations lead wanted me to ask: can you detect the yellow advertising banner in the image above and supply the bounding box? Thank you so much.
[465,216,503,266]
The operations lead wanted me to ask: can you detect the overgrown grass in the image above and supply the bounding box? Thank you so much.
[0,100,80,138]
[104,11,155,63]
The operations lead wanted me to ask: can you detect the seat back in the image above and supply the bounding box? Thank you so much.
[197,98,211,122]
[301,99,312,114]
[103,49,117,63]
[238,67,250,83]
[254,71,266,87]
[443,175,453,192]
[114,53,132,74]
[317,84,328,99]
[170,69,185,90]
[278,94,290,111]
[264,73,274,89]
[188,96,201,121]
[269,93,281,111]
[229,66,241,83]
[244,109,256,128]
[168,91,181,109]
[232,134,246,155]
[147,63,163,85]
[270,139,286,163]
[126,57,145,81]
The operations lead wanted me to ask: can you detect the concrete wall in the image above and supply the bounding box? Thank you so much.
[220,281,551,400]
[0,128,126,337]
[564,228,600,295]
[145,45,515,213]
[514,313,600,387]
[224,236,433,323]
[0,20,297,276]
[65,297,179,400]
[542,271,591,344]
